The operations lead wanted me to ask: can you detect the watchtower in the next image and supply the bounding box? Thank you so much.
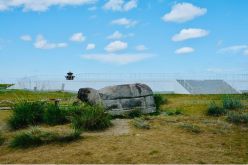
[65,71,75,80]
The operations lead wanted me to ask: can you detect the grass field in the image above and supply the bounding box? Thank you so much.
[0,90,75,107]
[0,91,248,164]
[0,84,13,88]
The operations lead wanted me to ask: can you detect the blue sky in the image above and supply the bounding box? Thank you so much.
[0,0,248,78]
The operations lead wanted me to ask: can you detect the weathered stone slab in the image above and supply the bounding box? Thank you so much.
[99,84,153,100]
[78,83,156,115]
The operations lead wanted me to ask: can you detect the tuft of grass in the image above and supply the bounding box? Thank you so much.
[10,127,81,149]
[207,101,226,116]
[179,123,202,134]
[8,101,46,130]
[133,118,150,129]
[222,96,243,110]
[43,104,68,126]
[227,112,248,125]
[71,104,112,131]
[10,127,53,148]
[164,108,183,116]
[0,131,5,145]
[154,94,168,112]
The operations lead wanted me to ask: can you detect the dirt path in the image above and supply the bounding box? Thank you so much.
[84,119,131,136]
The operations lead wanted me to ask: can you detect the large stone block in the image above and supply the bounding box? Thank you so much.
[78,83,156,115]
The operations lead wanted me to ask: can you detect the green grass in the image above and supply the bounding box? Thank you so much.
[164,108,183,116]
[43,104,69,126]
[0,90,75,107]
[222,95,243,110]
[10,127,53,148]
[10,127,81,149]
[0,84,13,89]
[154,94,168,112]
[71,104,112,131]
[8,101,46,130]
[227,112,248,125]
[207,101,226,116]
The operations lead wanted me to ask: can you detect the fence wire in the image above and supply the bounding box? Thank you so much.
[1,73,248,94]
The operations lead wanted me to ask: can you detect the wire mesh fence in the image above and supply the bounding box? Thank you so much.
[1,73,248,94]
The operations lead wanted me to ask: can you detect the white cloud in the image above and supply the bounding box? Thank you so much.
[70,33,86,42]
[105,40,128,52]
[175,47,194,54]
[107,31,134,40]
[136,45,148,51]
[172,28,209,42]
[111,18,137,28]
[103,0,137,12]
[123,0,137,11]
[162,2,207,23]
[0,0,97,12]
[34,35,67,49]
[86,43,96,50]
[218,45,248,56]
[107,31,123,40]
[20,35,32,41]
[82,53,152,65]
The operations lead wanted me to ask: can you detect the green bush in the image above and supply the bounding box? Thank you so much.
[8,101,46,130]
[207,101,226,116]
[43,104,68,125]
[68,105,85,117]
[222,96,243,110]
[71,104,112,131]
[154,94,167,110]
[227,112,248,125]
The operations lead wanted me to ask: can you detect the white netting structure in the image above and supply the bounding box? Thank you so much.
[3,73,248,94]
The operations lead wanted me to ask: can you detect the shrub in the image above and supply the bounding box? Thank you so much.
[133,118,150,129]
[207,101,226,116]
[0,132,4,145]
[227,112,248,125]
[179,123,201,134]
[68,105,85,117]
[71,104,112,131]
[154,94,167,111]
[222,96,243,110]
[43,104,68,125]
[8,101,46,130]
